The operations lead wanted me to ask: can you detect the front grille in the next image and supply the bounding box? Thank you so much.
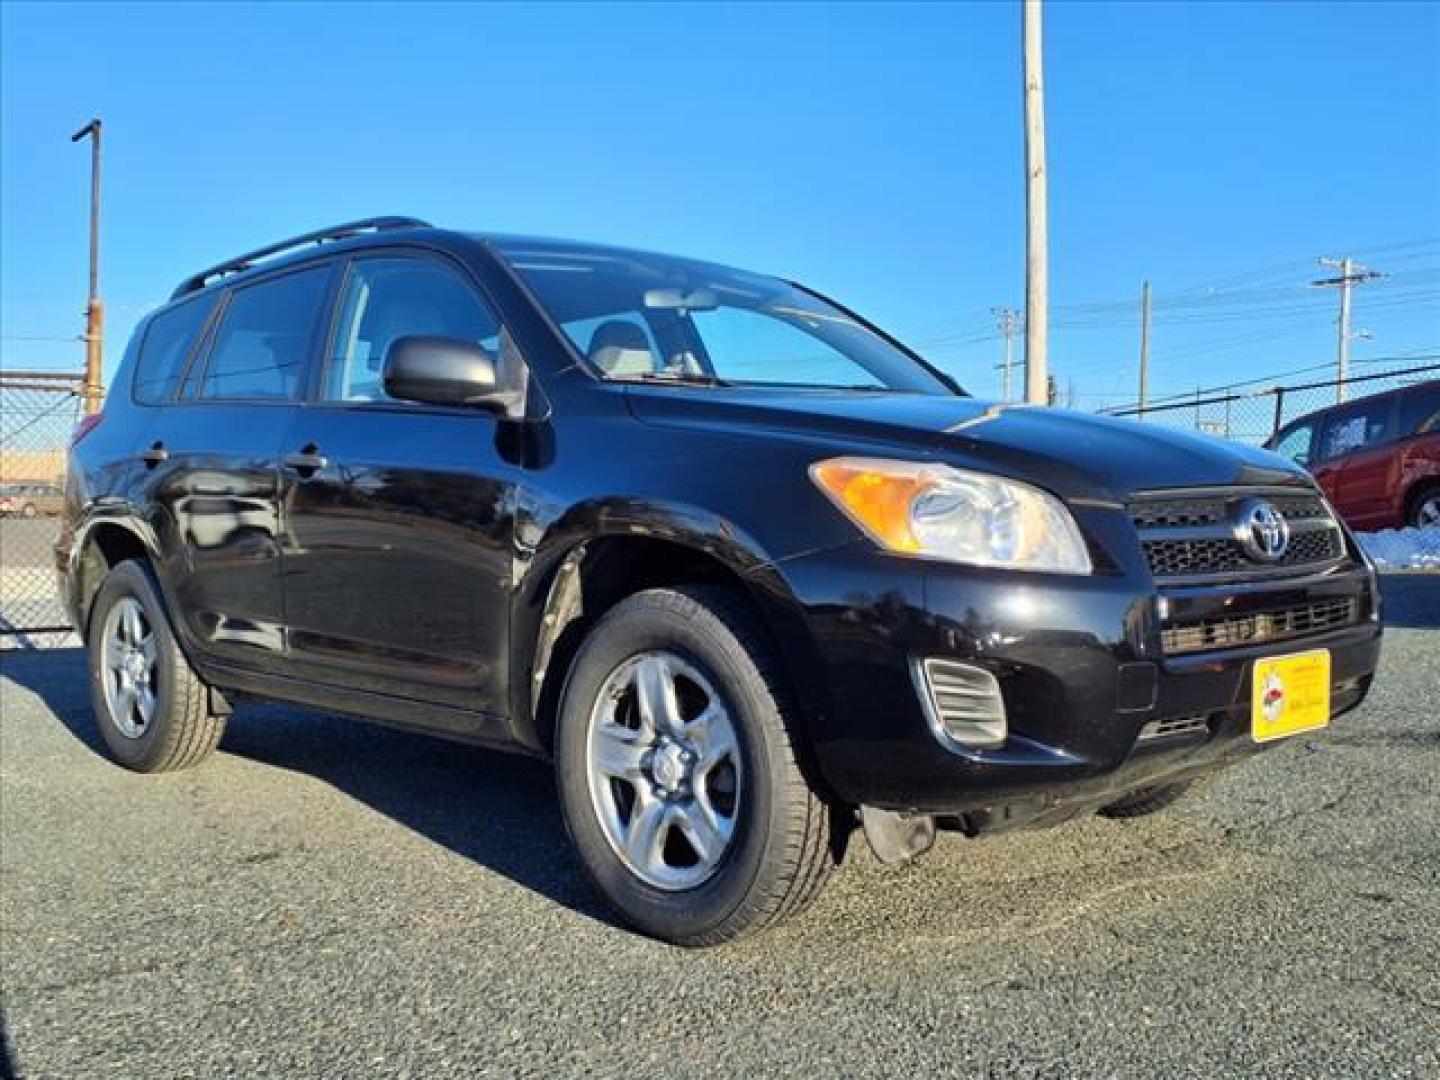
[1143,529,1343,577]
[1161,596,1359,654]
[1130,493,1329,530]
[1131,488,1346,582]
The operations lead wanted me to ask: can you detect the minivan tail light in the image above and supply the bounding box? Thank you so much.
[70,411,105,448]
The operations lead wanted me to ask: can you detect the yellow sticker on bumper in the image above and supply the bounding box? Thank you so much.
[1252,649,1331,743]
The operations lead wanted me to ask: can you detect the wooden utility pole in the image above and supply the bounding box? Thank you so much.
[1312,256,1381,404]
[992,307,1020,400]
[71,119,104,415]
[1137,280,1152,417]
[1022,0,1049,405]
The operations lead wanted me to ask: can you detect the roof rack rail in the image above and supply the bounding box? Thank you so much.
[170,216,431,298]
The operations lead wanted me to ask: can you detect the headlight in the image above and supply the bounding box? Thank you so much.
[809,456,1092,573]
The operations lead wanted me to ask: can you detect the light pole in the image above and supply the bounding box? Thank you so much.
[71,118,104,415]
[1022,0,1049,405]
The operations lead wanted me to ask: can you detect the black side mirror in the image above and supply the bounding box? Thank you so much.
[383,336,517,412]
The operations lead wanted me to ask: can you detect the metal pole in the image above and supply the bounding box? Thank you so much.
[1022,0,1049,405]
[1336,257,1352,404]
[1002,327,1013,400]
[1314,256,1381,406]
[71,119,104,415]
[992,307,1018,400]
[1138,280,1151,418]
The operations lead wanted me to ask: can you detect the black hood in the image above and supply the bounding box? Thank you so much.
[625,388,1311,503]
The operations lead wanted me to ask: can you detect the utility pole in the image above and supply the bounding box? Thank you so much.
[1312,256,1381,404]
[1138,279,1152,417]
[1022,0,1048,405]
[71,118,104,415]
[992,307,1020,400]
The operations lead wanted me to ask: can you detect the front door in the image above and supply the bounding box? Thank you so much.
[277,253,516,721]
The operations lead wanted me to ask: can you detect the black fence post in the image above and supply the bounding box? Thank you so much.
[1271,387,1285,440]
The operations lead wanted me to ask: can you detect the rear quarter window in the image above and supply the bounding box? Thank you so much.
[132,293,219,403]
[1398,384,1440,437]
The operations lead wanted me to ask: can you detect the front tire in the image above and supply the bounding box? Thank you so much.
[555,586,836,946]
[1408,484,1440,529]
[86,560,226,772]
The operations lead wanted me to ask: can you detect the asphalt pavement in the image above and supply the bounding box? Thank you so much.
[1,579,1437,1078]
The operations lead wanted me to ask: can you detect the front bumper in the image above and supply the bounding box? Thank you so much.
[774,543,1382,823]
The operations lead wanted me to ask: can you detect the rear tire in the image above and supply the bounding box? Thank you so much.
[86,560,226,772]
[1098,780,1195,819]
[555,586,836,946]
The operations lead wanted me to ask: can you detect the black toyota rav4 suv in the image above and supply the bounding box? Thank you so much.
[61,217,1382,945]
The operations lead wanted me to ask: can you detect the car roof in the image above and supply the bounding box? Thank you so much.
[1281,378,1437,430]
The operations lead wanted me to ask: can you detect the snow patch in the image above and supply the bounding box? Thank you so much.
[1355,525,1440,570]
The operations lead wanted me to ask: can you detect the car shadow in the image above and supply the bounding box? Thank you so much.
[0,648,615,930]
[1378,572,1440,628]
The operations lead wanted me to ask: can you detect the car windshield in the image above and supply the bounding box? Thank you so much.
[492,239,957,395]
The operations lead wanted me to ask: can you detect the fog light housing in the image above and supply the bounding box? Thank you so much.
[912,658,1008,751]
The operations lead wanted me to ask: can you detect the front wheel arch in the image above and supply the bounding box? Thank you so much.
[524,535,807,754]
[1404,480,1440,528]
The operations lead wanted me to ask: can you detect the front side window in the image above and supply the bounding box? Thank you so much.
[324,257,501,402]
[133,293,218,403]
[1317,400,1393,461]
[1271,422,1315,466]
[496,241,954,394]
[200,266,329,400]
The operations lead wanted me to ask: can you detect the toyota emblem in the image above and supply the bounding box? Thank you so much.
[1233,498,1290,562]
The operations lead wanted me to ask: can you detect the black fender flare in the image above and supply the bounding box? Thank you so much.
[507,496,832,755]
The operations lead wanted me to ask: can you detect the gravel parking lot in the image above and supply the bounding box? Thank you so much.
[2,578,1437,1078]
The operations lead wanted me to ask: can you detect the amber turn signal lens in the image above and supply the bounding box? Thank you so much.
[809,459,933,553]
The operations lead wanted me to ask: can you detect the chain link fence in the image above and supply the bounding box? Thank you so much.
[1104,360,1440,446]
[1,371,85,647]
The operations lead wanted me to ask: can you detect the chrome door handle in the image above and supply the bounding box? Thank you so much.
[141,442,168,467]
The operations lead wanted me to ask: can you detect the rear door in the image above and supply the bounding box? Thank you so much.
[275,252,517,724]
[145,263,332,670]
[1312,394,1399,529]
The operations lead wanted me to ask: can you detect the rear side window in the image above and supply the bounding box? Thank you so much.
[1398,384,1440,436]
[132,294,217,403]
[200,267,329,400]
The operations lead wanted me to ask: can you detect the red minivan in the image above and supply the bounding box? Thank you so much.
[1267,380,1440,531]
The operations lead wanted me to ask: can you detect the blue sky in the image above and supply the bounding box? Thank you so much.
[3,1,1437,408]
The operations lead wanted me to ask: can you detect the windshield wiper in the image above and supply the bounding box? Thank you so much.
[613,370,732,387]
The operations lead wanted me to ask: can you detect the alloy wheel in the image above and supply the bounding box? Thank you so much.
[585,651,743,891]
[100,596,159,739]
